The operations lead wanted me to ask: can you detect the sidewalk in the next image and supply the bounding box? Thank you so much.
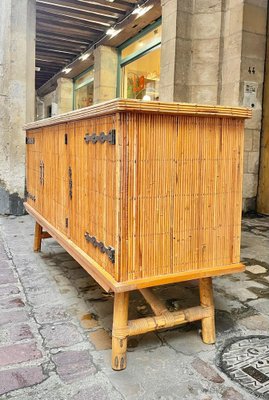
[0,214,269,399]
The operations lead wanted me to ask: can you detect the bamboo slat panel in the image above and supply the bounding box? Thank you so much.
[55,123,69,237]
[68,115,118,279]
[118,113,244,282]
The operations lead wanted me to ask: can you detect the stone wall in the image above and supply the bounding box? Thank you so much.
[0,0,36,215]
[241,0,267,211]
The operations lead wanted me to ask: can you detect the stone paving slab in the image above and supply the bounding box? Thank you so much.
[0,214,268,399]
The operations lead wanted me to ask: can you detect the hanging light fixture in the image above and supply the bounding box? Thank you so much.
[132,5,153,18]
[79,52,91,61]
[62,67,72,74]
[106,27,122,38]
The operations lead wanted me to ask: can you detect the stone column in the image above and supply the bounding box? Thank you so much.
[0,0,36,215]
[160,0,223,104]
[56,77,73,114]
[159,0,193,102]
[93,46,118,104]
[190,1,222,104]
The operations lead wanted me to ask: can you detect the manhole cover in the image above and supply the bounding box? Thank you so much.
[219,336,269,399]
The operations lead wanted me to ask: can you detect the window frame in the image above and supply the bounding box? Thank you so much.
[73,66,94,110]
[117,18,162,98]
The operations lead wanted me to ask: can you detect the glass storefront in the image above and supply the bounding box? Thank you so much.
[119,22,161,101]
[74,68,94,109]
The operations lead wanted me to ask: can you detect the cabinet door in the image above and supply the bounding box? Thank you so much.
[68,116,118,279]
[41,125,59,226]
[54,123,70,237]
[26,129,43,212]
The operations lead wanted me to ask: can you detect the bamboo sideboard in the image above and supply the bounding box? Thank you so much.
[24,99,251,370]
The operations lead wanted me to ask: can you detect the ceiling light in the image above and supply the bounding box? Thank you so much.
[35,67,41,72]
[132,5,153,18]
[62,67,72,74]
[106,27,121,38]
[79,53,91,61]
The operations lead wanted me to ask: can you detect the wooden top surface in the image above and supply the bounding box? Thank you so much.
[25,98,252,130]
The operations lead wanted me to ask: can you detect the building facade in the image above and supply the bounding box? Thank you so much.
[0,0,268,214]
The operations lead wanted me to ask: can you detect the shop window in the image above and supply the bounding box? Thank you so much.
[74,68,94,109]
[122,46,160,101]
[119,22,161,101]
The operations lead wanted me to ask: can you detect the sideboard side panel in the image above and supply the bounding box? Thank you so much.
[120,113,245,282]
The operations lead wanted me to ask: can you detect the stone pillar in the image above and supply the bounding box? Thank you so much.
[0,0,36,215]
[93,46,118,104]
[160,0,223,104]
[159,0,193,102]
[219,1,244,106]
[56,78,73,114]
[191,1,222,104]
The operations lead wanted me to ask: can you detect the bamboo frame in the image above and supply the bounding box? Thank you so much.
[34,222,42,252]
[199,277,215,344]
[33,221,51,252]
[112,292,129,371]
[110,280,215,370]
[24,98,252,131]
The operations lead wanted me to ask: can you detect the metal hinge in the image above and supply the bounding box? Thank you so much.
[39,160,44,185]
[84,129,116,145]
[68,166,72,199]
[84,232,115,263]
[26,191,36,202]
[26,137,35,144]
[65,133,68,144]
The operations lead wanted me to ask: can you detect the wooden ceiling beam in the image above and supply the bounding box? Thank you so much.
[35,54,74,67]
[36,45,86,56]
[37,31,91,45]
[36,4,115,26]
[36,71,56,75]
[36,38,87,51]
[36,56,71,64]
[36,49,75,58]
[36,0,126,18]
[76,0,132,12]
[37,21,100,40]
[36,74,58,79]
[36,12,108,31]
[37,15,103,34]
[36,45,79,55]
[35,63,62,70]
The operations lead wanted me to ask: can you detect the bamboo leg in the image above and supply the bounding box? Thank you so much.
[199,277,215,344]
[34,222,42,252]
[140,288,167,315]
[111,292,129,371]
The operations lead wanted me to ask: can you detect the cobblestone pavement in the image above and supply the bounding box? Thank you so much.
[0,214,269,399]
